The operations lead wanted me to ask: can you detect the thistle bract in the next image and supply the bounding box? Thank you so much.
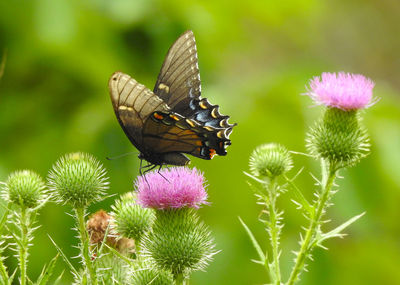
[112,192,154,242]
[307,108,370,168]
[130,259,174,285]
[249,143,293,178]
[47,152,109,209]
[141,209,216,278]
[2,170,46,208]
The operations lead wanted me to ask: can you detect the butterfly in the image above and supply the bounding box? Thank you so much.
[108,30,236,174]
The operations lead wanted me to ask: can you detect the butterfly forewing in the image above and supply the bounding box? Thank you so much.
[153,30,201,116]
[109,72,170,151]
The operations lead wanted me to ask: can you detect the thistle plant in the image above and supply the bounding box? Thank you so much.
[135,167,216,285]
[242,72,376,285]
[1,170,48,285]
[47,152,109,284]
[111,191,154,252]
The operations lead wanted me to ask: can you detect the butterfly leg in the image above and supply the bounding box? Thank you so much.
[141,164,158,188]
[157,164,171,183]
[139,159,155,176]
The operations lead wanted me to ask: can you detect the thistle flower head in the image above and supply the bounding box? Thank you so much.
[2,170,46,208]
[47,152,109,209]
[249,143,293,178]
[306,72,375,110]
[136,167,208,209]
[111,192,154,242]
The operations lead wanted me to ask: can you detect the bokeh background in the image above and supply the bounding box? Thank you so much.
[1,0,400,284]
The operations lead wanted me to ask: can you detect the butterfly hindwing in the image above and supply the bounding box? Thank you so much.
[142,111,230,160]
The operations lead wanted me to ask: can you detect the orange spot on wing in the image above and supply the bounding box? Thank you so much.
[209,149,216,159]
[170,114,179,121]
[153,112,164,120]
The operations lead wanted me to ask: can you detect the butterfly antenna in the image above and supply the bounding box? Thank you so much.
[106,151,137,160]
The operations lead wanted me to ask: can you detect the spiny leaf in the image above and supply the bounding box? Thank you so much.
[238,217,266,264]
[0,50,6,80]
[47,235,79,277]
[284,174,313,217]
[103,244,134,267]
[36,253,59,285]
[318,212,365,245]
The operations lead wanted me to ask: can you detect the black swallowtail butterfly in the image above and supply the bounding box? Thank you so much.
[109,30,236,173]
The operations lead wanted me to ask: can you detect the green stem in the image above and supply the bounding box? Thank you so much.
[286,161,337,285]
[75,207,98,285]
[266,179,282,285]
[19,207,28,285]
[174,273,187,285]
[0,206,10,284]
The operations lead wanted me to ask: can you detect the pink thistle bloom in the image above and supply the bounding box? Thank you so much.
[305,72,376,110]
[136,167,208,210]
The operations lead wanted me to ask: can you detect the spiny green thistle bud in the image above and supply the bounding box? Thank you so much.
[249,143,293,178]
[2,170,46,208]
[111,192,154,243]
[47,152,109,209]
[141,209,216,278]
[307,108,369,168]
[130,259,174,285]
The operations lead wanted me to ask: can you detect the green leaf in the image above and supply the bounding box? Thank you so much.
[47,235,79,277]
[318,212,365,245]
[35,253,59,285]
[103,244,134,267]
[0,50,6,80]
[0,203,10,235]
[9,267,17,284]
[53,271,64,285]
[283,174,313,217]
[0,258,10,285]
[244,171,267,185]
[238,217,266,264]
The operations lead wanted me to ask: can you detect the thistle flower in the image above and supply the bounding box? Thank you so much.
[47,152,109,209]
[306,72,375,110]
[2,170,46,208]
[137,167,216,280]
[111,192,153,243]
[249,143,293,178]
[305,72,376,169]
[136,167,208,209]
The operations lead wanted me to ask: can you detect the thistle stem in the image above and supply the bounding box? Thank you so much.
[286,161,337,285]
[266,179,282,285]
[174,273,187,285]
[75,207,98,285]
[18,207,28,285]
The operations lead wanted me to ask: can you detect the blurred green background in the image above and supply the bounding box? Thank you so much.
[1,0,400,284]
